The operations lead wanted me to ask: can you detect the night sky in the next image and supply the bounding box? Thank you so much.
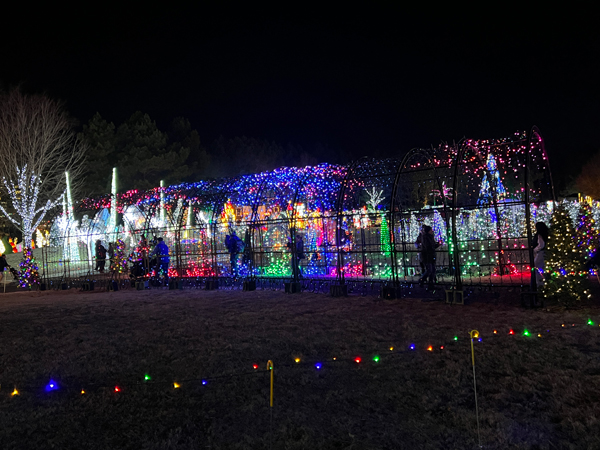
[2,6,598,187]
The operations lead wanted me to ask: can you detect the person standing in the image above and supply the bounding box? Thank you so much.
[150,237,170,278]
[419,226,440,288]
[95,240,107,273]
[225,231,243,278]
[0,254,12,282]
[533,221,549,285]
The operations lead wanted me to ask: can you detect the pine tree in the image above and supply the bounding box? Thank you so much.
[542,205,591,304]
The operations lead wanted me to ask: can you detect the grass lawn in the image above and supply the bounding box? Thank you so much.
[1,286,599,449]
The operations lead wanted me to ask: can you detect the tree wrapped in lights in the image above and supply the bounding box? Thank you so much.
[576,203,599,264]
[380,214,391,256]
[542,205,591,304]
[0,89,86,263]
[112,239,128,274]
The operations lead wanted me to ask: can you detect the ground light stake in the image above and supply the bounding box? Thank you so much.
[267,360,274,450]
[470,330,482,448]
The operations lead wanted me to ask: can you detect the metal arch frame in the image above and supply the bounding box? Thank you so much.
[334,157,366,286]
[289,166,317,283]
[525,126,557,294]
[208,176,240,280]
[42,129,557,292]
[391,147,454,288]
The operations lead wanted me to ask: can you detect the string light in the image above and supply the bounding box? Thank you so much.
[4,319,600,398]
[45,380,59,392]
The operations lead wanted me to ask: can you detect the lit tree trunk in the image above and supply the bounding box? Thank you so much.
[0,165,62,248]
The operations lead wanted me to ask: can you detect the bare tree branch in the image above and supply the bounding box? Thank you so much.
[0,88,87,246]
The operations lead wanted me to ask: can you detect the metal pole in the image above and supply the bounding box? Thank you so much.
[470,330,482,448]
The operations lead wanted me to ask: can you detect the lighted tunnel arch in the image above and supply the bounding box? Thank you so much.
[41,130,555,290]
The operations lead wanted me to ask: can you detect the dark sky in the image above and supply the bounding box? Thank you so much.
[2,5,598,186]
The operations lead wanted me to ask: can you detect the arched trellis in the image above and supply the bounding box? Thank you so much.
[40,130,556,293]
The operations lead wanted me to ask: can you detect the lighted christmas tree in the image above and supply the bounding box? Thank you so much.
[408,213,419,243]
[576,203,599,264]
[432,209,446,244]
[478,153,507,205]
[542,205,591,304]
[380,214,391,256]
[19,247,40,289]
[112,239,128,273]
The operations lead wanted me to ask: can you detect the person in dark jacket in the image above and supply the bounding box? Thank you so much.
[0,254,16,281]
[419,225,440,288]
[225,231,243,278]
[150,237,170,278]
[95,240,107,273]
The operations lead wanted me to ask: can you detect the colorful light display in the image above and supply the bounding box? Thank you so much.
[39,130,594,290]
